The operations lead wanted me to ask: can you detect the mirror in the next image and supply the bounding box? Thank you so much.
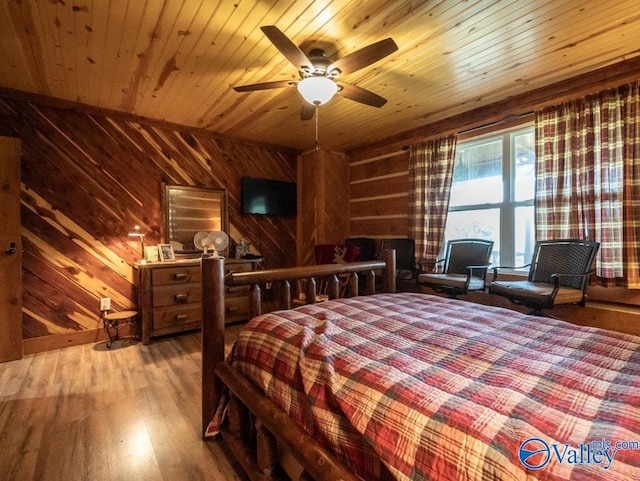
[163,185,228,254]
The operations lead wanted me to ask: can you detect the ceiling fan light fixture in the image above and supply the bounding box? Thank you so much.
[297,76,338,106]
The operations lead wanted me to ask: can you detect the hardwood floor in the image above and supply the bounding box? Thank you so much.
[0,329,247,481]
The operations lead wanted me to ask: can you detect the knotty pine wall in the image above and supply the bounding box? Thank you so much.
[0,95,297,353]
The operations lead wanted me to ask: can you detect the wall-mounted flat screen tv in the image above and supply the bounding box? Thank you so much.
[241,177,297,216]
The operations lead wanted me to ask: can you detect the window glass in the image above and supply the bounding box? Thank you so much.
[514,131,535,202]
[449,139,502,207]
[444,208,500,267]
[514,205,535,267]
[445,127,535,266]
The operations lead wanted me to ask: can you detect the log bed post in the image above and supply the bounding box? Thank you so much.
[282,279,292,309]
[201,250,398,479]
[305,277,317,304]
[201,256,225,437]
[248,283,261,319]
[202,250,397,438]
[382,248,396,294]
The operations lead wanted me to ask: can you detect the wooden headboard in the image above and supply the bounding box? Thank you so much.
[201,249,396,436]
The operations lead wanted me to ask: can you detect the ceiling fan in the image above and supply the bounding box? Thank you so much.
[234,26,398,120]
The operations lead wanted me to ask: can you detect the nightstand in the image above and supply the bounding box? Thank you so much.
[136,258,262,344]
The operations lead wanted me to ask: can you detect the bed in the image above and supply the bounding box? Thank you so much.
[201,251,640,481]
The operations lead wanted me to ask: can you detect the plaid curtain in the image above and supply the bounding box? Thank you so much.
[535,82,640,288]
[408,135,457,268]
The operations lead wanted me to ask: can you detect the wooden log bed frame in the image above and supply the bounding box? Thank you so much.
[201,249,397,481]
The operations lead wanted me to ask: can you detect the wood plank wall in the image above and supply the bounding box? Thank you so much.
[349,146,410,243]
[0,96,297,353]
[3,59,640,354]
[297,149,350,266]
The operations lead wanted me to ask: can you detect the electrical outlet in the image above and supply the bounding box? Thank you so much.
[100,297,111,311]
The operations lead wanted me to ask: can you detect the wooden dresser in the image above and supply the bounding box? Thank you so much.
[137,258,261,344]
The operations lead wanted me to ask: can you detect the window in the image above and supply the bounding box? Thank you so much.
[445,127,535,267]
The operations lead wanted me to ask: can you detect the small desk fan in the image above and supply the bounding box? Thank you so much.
[193,231,229,257]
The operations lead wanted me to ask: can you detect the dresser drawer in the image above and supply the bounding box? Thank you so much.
[225,296,249,317]
[138,258,262,344]
[224,296,250,324]
[152,305,202,329]
[152,282,202,308]
[152,265,201,285]
[226,262,253,275]
[226,284,249,297]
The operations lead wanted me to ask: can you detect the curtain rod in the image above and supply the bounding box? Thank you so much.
[458,111,534,136]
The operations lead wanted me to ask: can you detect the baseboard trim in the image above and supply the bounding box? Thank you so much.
[23,324,137,355]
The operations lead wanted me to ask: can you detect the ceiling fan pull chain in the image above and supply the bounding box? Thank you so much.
[315,106,320,151]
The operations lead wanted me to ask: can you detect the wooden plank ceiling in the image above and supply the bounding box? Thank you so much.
[1,0,639,152]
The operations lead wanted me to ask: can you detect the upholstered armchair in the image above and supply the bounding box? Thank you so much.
[419,238,494,298]
[489,238,600,315]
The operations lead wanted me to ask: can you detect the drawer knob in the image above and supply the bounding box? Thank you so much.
[226,306,239,313]
[173,273,189,280]
[175,314,188,322]
[174,293,189,303]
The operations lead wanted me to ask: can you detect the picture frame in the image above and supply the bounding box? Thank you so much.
[143,245,160,263]
[158,244,175,262]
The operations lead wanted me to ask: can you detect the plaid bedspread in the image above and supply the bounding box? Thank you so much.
[230,293,640,480]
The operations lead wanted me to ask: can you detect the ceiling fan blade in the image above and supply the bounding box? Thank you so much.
[260,26,313,73]
[301,103,316,120]
[337,82,387,108]
[328,38,398,76]
[234,80,296,92]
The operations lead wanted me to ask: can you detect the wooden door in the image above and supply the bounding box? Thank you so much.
[0,136,22,362]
